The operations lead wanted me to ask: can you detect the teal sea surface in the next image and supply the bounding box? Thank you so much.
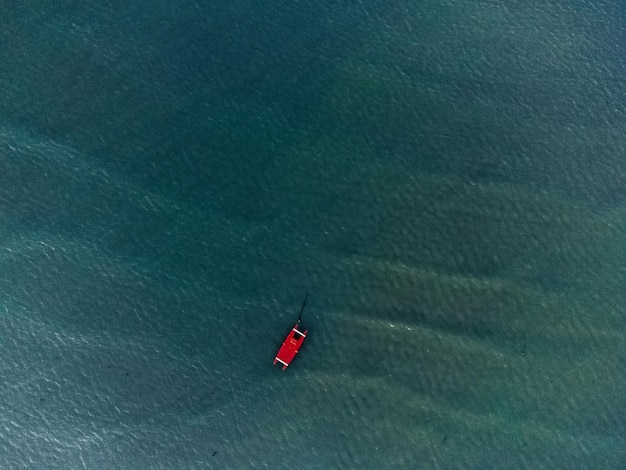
[1,1,625,468]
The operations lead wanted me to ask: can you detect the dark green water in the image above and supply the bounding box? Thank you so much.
[1,1,625,468]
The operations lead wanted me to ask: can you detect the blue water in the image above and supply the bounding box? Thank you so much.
[1,1,626,468]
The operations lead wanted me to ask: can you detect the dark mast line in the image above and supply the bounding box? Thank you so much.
[297,292,308,324]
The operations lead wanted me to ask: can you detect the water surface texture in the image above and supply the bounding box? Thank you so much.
[1,1,625,469]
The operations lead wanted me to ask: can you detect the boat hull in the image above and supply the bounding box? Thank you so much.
[273,324,307,370]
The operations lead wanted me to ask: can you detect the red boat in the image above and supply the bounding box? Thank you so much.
[273,294,308,370]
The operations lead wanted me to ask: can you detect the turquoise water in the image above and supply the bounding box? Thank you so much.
[1,1,625,468]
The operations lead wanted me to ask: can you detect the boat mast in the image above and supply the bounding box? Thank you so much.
[297,292,308,324]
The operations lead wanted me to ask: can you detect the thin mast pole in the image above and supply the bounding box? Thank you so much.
[297,292,308,323]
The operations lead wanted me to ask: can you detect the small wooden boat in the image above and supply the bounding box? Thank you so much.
[273,294,308,370]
